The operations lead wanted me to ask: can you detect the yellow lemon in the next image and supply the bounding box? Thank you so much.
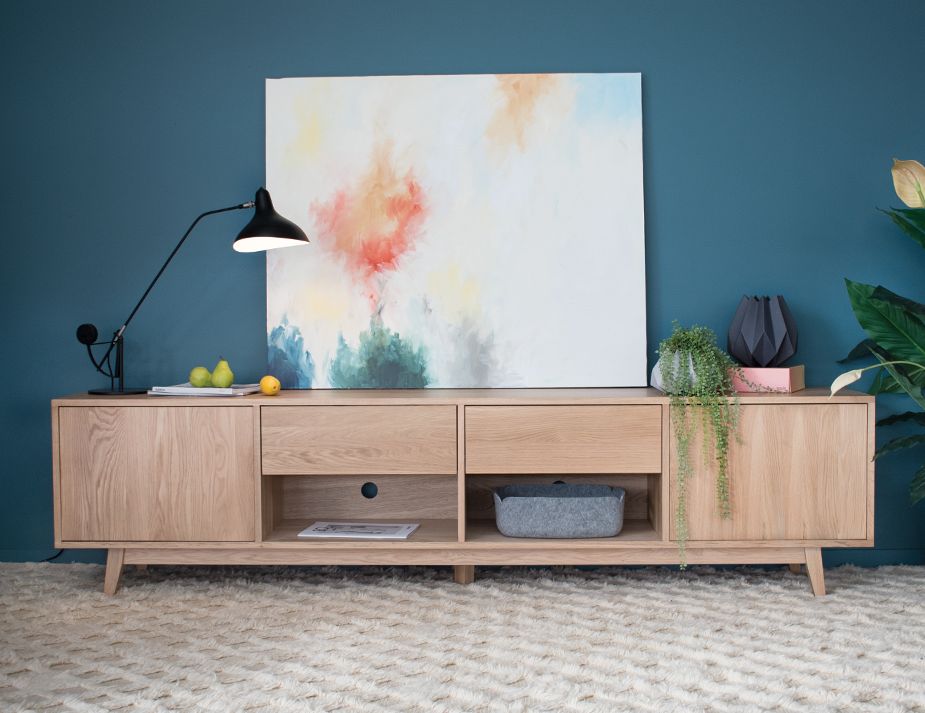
[259,375,281,396]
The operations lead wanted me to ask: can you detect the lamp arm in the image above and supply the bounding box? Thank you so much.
[96,200,254,366]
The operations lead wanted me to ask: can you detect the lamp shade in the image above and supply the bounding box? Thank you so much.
[233,187,309,253]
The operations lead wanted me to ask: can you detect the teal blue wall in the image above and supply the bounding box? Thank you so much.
[2,0,923,564]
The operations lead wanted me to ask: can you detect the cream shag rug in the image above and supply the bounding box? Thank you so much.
[1,563,924,712]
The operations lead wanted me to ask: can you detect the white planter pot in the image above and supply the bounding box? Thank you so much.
[650,351,698,392]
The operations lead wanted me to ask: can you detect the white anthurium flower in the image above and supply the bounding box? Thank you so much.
[891,158,925,208]
[830,369,863,396]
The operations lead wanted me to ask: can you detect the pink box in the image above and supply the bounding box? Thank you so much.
[732,365,805,393]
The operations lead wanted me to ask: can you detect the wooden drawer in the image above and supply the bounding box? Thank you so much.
[465,405,662,474]
[261,405,457,475]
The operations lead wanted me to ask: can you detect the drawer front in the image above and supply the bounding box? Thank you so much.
[261,406,457,475]
[465,405,662,474]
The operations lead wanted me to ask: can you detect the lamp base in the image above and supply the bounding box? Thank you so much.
[87,387,148,395]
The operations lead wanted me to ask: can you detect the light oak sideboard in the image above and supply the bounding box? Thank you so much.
[51,388,874,596]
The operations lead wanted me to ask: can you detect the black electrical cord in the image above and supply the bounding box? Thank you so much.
[42,549,65,562]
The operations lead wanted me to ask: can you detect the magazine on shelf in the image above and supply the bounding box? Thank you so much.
[148,383,261,397]
[297,522,420,540]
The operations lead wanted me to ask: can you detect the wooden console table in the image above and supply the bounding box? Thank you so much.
[51,388,874,596]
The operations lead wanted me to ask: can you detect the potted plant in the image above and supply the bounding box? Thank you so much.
[656,323,740,564]
[831,159,925,503]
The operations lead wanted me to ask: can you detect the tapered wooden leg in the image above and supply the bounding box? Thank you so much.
[804,547,825,596]
[104,548,125,595]
[788,563,802,574]
[454,565,475,584]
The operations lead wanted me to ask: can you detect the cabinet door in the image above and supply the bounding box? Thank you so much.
[670,404,870,541]
[58,406,255,542]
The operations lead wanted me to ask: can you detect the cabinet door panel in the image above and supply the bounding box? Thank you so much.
[670,404,869,541]
[59,406,255,541]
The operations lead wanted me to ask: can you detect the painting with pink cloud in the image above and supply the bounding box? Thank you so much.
[265,73,646,388]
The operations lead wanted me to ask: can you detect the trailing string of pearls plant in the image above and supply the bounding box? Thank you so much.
[657,324,742,565]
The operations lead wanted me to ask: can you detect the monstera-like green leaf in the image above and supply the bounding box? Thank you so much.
[846,279,925,364]
[871,285,925,319]
[881,208,925,251]
[911,464,925,504]
[876,433,925,459]
[838,339,881,363]
[871,352,925,410]
[870,369,907,394]
[878,411,925,427]
[841,161,925,506]
[839,339,924,393]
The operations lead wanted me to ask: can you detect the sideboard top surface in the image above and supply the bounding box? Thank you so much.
[52,387,872,407]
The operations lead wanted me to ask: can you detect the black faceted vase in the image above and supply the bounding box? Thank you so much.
[727,295,798,367]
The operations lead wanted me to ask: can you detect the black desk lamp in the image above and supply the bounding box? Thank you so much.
[77,187,309,395]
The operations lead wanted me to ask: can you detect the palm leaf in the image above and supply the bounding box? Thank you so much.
[838,339,880,363]
[870,369,905,394]
[895,207,925,222]
[876,433,925,459]
[911,463,925,505]
[881,208,925,250]
[872,351,925,410]
[895,207,925,238]
[846,279,925,363]
[838,340,925,392]
[870,362,925,393]
[870,285,925,319]
[878,411,925,427]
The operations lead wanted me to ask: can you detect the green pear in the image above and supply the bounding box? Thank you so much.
[189,366,212,388]
[211,357,234,388]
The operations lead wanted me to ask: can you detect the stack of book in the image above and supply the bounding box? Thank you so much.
[148,383,261,397]
[297,522,420,540]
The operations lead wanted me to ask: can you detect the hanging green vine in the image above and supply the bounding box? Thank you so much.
[658,324,741,567]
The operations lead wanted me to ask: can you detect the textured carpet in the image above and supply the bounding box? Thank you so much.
[1,564,924,712]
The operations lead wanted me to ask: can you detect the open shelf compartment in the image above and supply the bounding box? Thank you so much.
[261,473,458,545]
[464,473,664,546]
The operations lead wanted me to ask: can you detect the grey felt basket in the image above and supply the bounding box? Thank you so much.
[492,483,625,538]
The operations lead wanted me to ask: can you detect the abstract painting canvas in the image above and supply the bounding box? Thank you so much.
[266,73,646,388]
